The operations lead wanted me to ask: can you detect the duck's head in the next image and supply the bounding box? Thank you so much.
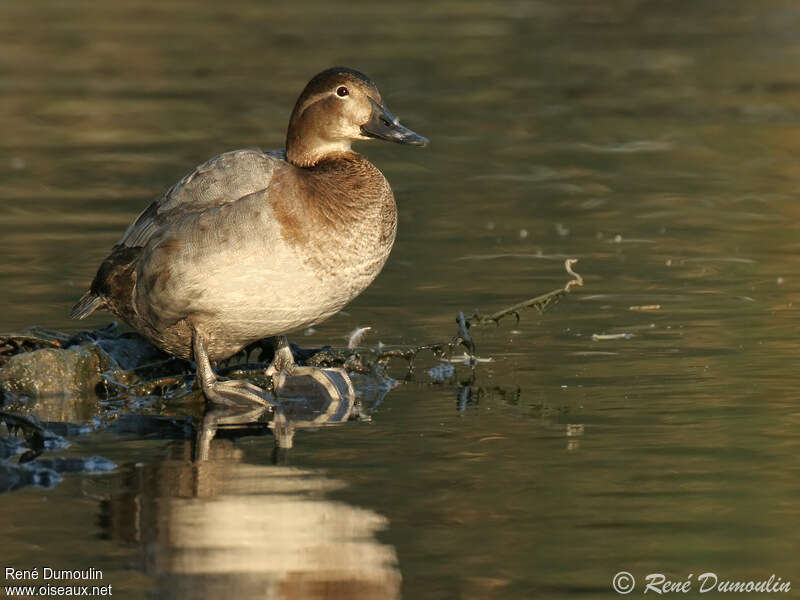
[286,67,428,167]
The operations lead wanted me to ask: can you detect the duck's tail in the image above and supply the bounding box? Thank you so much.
[70,292,106,320]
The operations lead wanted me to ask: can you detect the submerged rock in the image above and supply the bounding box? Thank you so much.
[0,326,189,420]
[0,342,113,402]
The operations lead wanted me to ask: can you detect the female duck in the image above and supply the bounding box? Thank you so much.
[71,67,427,406]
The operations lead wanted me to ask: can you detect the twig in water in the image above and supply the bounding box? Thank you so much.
[467,258,583,327]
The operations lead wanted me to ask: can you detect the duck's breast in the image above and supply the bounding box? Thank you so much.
[134,157,396,353]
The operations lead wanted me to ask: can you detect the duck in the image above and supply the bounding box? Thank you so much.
[71,66,428,406]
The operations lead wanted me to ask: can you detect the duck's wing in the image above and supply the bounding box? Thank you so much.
[119,149,286,248]
[70,149,287,320]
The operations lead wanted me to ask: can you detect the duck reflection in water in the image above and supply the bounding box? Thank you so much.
[98,389,400,600]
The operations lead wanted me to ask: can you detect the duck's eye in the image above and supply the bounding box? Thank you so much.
[336,86,349,97]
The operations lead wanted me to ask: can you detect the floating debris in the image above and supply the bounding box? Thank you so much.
[347,326,372,349]
[629,304,661,311]
[591,333,633,341]
[609,234,655,244]
[455,252,568,261]
[478,435,507,443]
[681,257,756,264]
[566,424,584,437]
[444,353,494,366]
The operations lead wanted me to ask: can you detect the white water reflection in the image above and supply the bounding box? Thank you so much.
[104,443,400,600]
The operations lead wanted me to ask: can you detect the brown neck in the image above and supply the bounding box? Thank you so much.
[296,152,390,217]
[270,152,397,275]
[286,135,353,168]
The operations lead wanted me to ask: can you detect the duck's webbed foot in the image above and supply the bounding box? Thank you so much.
[205,378,272,406]
[266,336,354,402]
[193,326,273,407]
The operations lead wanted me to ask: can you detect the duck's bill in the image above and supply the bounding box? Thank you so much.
[361,97,429,147]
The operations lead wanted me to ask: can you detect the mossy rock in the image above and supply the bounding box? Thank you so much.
[1,342,114,397]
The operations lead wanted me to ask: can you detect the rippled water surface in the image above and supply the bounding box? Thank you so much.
[2,1,800,598]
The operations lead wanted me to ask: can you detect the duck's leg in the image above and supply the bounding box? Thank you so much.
[192,325,273,407]
[266,336,351,400]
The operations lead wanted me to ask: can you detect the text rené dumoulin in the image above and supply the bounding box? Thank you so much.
[5,568,104,581]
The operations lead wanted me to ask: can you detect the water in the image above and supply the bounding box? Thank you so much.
[2,0,800,598]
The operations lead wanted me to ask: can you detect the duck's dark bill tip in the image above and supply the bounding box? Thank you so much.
[362,98,428,147]
[391,132,428,147]
[405,133,430,147]
[361,123,429,147]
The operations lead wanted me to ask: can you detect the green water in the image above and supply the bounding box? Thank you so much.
[2,1,800,598]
